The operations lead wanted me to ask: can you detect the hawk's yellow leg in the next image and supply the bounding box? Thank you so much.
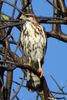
[38,59,44,78]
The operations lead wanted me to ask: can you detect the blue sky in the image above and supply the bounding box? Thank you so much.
[2,0,67,99]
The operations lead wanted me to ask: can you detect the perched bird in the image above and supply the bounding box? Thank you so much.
[20,14,47,90]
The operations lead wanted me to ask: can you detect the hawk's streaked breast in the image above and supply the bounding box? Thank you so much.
[21,19,46,63]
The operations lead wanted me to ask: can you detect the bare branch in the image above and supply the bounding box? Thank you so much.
[0,0,67,100]
[13,89,19,100]
[46,0,67,42]
[0,21,24,30]
[51,90,67,95]
[38,16,67,24]
[6,71,13,100]
[11,74,24,100]
[1,0,23,14]
[21,0,32,14]
[12,0,18,18]
[47,31,67,43]
[50,75,64,93]
[58,0,67,17]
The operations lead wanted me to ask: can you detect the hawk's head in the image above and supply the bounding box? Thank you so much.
[20,14,38,24]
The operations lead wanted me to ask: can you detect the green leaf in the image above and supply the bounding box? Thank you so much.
[1,14,9,20]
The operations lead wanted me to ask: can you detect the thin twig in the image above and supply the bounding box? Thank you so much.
[13,89,19,100]
[51,91,67,95]
[5,0,32,41]
[38,16,67,24]
[0,21,24,30]
[1,0,23,14]
[50,75,64,93]
[11,74,24,100]
[12,0,18,18]
[0,19,20,22]
[46,0,61,12]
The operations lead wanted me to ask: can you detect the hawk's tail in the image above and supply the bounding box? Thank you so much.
[26,70,41,91]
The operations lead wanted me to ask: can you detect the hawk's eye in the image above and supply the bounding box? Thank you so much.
[24,14,29,17]
[26,15,29,17]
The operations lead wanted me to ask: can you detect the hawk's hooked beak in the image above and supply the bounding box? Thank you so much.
[20,15,27,20]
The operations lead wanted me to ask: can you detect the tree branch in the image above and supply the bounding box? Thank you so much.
[11,74,24,100]
[46,0,67,43]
